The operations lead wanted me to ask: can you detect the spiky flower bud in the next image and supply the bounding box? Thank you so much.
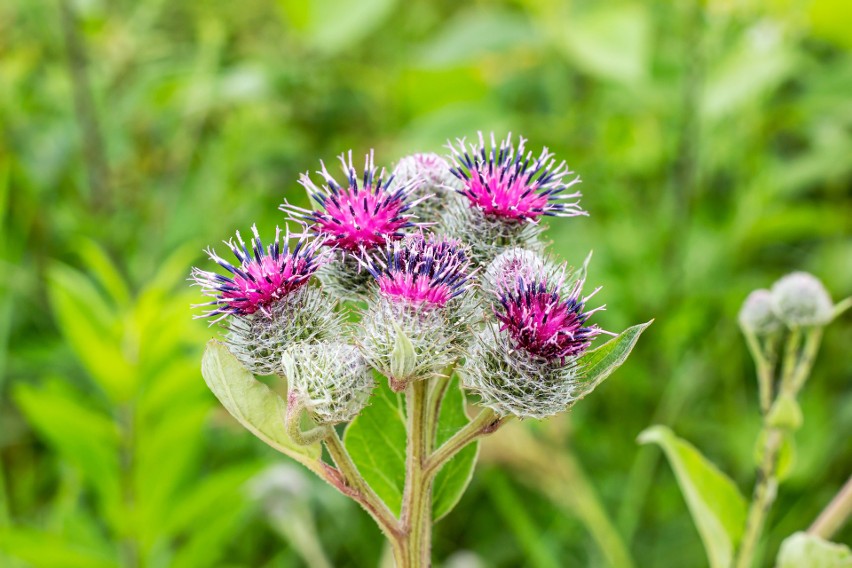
[441,132,585,265]
[481,247,551,298]
[191,226,340,375]
[738,289,782,335]
[315,252,377,302]
[283,343,374,425]
[393,152,460,221]
[770,271,833,327]
[358,233,475,389]
[462,266,606,418]
[282,150,418,252]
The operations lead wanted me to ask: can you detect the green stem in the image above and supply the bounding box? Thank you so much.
[788,328,822,396]
[396,380,431,567]
[809,475,852,540]
[425,374,451,453]
[735,428,783,568]
[743,329,779,415]
[323,430,400,541]
[424,407,504,480]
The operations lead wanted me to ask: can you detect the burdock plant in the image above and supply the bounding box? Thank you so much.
[193,134,651,566]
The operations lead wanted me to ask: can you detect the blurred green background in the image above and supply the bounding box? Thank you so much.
[1,0,850,566]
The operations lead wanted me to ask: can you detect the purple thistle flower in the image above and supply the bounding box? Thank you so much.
[494,271,605,362]
[282,150,418,252]
[447,132,586,222]
[364,233,473,309]
[192,225,328,321]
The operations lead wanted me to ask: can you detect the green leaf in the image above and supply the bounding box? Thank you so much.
[276,0,398,55]
[574,320,652,403]
[556,4,651,84]
[12,380,122,526]
[344,379,407,515]
[201,340,322,468]
[0,528,117,568]
[776,532,852,568]
[344,377,480,519]
[415,9,539,69]
[638,425,747,568]
[432,379,479,521]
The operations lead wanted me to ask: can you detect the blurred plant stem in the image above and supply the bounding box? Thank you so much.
[735,327,823,568]
[119,406,139,568]
[809,475,852,540]
[58,0,110,213]
[481,422,636,568]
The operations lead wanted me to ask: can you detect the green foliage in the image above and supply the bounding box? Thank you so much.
[574,321,653,402]
[343,378,478,520]
[639,425,747,568]
[201,340,323,467]
[2,0,851,564]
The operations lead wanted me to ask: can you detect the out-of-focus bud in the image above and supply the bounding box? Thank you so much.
[738,289,782,335]
[284,343,374,425]
[481,247,548,298]
[766,393,803,431]
[393,152,461,222]
[770,272,833,327]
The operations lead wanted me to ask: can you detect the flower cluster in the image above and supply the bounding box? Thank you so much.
[193,132,630,423]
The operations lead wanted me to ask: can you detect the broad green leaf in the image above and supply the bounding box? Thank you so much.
[638,425,747,568]
[0,528,117,568]
[200,341,322,468]
[574,320,652,402]
[432,379,479,521]
[345,376,477,519]
[776,532,852,568]
[344,379,407,515]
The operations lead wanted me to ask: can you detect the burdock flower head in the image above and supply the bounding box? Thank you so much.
[282,150,419,300]
[359,233,476,390]
[441,132,585,265]
[462,258,609,419]
[191,225,340,375]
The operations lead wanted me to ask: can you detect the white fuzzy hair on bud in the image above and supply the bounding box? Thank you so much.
[283,343,374,425]
[481,247,555,298]
[358,298,463,390]
[316,252,377,302]
[437,193,544,267]
[461,325,587,419]
[770,271,833,327]
[738,289,782,335]
[393,152,461,222]
[226,286,343,376]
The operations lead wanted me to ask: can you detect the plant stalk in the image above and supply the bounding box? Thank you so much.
[809,475,852,540]
[396,380,432,567]
[735,428,783,568]
[322,430,401,542]
[424,407,503,480]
